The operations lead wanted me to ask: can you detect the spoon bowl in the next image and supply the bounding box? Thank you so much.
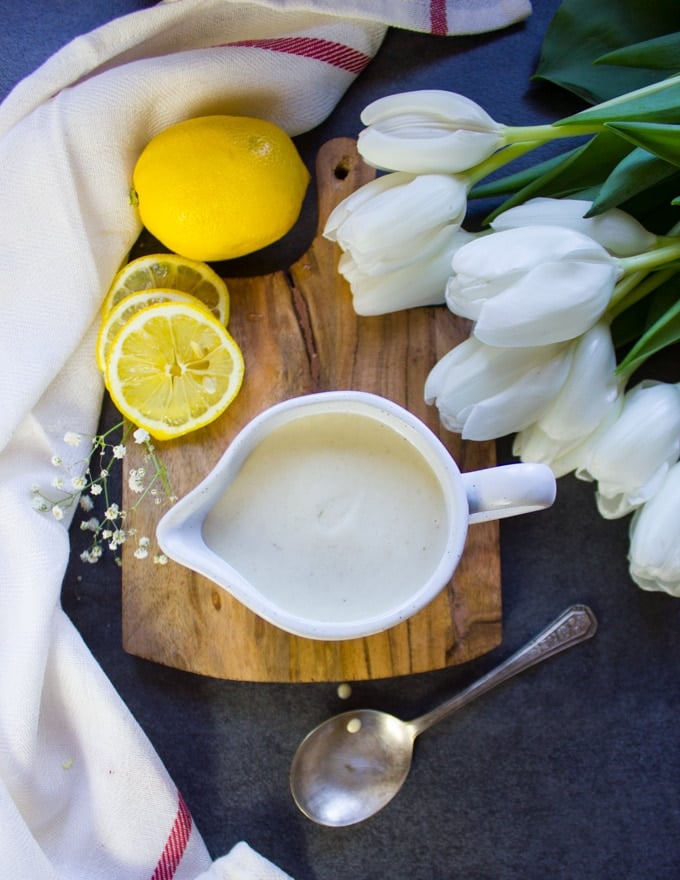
[291,709,416,827]
[290,604,597,826]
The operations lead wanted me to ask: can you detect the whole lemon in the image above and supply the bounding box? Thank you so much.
[132,115,310,261]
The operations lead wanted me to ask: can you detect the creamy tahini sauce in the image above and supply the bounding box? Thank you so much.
[202,412,448,623]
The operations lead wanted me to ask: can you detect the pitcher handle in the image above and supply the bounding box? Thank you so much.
[462,463,556,524]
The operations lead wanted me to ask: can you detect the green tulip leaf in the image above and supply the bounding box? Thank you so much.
[614,174,680,234]
[604,122,680,167]
[556,76,680,127]
[616,295,680,375]
[587,147,680,214]
[534,0,680,103]
[472,131,632,220]
[469,145,583,198]
[596,32,680,70]
[611,280,678,349]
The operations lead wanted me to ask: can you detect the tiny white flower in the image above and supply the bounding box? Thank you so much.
[134,546,149,559]
[64,431,82,447]
[79,495,94,512]
[52,505,65,521]
[104,503,120,521]
[100,469,109,478]
[52,477,65,490]
[51,455,63,467]
[112,445,126,460]
[154,554,169,565]
[80,517,100,532]
[128,468,146,494]
[112,528,126,543]
[133,428,150,444]
[71,475,87,490]
[32,496,49,512]
[90,484,103,496]
[81,545,103,563]
[139,536,151,548]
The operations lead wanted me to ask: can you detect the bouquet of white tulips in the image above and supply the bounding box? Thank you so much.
[325,0,680,597]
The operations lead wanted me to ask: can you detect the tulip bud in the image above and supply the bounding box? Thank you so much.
[491,197,658,256]
[357,89,504,174]
[425,336,572,441]
[512,322,623,477]
[342,227,475,316]
[324,171,467,270]
[324,170,470,314]
[577,380,680,519]
[445,225,621,347]
[628,462,680,596]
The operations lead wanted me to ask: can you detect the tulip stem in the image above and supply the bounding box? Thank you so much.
[466,122,602,187]
[619,240,680,278]
[466,140,545,185]
[503,122,602,143]
[609,240,680,318]
[608,266,677,321]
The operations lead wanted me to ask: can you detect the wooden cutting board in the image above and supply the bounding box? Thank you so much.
[120,138,502,682]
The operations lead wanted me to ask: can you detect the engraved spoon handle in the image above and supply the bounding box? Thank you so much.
[408,604,598,737]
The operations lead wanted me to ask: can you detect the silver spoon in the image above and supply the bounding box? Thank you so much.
[290,604,597,826]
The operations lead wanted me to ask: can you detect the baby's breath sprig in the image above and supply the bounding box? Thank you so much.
[32,421,176,565]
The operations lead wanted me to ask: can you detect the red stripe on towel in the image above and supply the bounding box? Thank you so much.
[222,36,371,74]
[150,792,192,880]
[430,0,448,35]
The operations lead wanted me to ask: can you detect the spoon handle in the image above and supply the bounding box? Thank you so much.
[409,604,597,737]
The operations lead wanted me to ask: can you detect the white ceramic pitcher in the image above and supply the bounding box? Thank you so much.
[157,391,556,640]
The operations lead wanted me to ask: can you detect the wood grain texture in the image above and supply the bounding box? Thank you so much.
[121,138,502,682]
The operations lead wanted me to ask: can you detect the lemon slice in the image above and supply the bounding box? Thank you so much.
[103,253,230,323]
[96,288,202,373]
[105,301,245,440]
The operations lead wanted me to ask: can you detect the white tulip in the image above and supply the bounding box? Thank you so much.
[341,227,475,316]
[577,380,680,519]
[513,322,623,476]
[445,225,621,347]
[628,462,680,597]
[357,89,504,174]
[491,197,658,256]
[424,336,572,441]
[324,171,468,273]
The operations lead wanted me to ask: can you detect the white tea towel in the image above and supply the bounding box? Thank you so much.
[0,1,531,877]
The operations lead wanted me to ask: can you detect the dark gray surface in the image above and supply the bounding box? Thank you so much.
[4,3,679,878]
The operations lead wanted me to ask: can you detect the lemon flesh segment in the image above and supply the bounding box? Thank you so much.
[96,288,202,373]
[103,253,230,323]
[105,301,244,441]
